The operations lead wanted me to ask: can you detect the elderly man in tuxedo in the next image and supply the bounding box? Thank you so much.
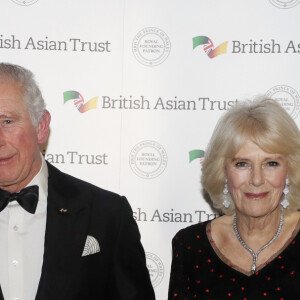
[0,63,155,300]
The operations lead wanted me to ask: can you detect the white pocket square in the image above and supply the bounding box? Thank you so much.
[82,235,100,256]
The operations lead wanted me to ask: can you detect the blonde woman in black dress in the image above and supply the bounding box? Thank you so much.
[168,98,300,299]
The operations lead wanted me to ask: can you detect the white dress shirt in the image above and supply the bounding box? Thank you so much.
[0,157,48,300]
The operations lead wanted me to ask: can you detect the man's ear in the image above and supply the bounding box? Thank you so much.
[36,110,51,145]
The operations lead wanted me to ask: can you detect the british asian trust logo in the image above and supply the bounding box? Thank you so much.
[189,149,205,164]
[63,91,98,113]
[193,36,228,59]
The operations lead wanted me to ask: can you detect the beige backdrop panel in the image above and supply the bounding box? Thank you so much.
[0,0,300,299]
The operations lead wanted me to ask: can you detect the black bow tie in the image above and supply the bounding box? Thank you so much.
[0,185,39,214]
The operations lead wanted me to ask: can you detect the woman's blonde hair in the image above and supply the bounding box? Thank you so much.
[201,97,300,214]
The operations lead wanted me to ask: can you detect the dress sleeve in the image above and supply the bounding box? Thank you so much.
[168,231,186,300]
[111,196,156,300]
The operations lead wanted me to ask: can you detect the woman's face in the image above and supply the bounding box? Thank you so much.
[225,140,288,218]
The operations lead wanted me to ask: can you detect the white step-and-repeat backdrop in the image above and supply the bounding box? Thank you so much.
[1,0,300,299]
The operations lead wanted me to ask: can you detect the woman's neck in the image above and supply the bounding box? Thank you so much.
[235,208,282,252]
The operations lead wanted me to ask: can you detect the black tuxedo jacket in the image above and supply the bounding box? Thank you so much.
[0,163,155,300]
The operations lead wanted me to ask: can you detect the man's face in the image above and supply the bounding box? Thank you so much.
[0,78,48,192]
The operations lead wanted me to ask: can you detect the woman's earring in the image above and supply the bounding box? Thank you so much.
[281,178,290,209]
[222,179,230,208]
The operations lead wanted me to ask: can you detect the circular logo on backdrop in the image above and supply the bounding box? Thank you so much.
[265,85,300,119]
[129,140,167,179]
[11,0,39,5]
[269,0,300,9]
[132,27,171,66]
[146,252,164,288]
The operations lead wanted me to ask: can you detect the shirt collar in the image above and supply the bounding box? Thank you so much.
[26,154,48,206]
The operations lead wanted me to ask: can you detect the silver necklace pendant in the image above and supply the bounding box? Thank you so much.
[233,208,284,275]
[251,260,256,273]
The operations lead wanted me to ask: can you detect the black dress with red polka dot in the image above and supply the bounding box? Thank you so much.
[168,220,299,300]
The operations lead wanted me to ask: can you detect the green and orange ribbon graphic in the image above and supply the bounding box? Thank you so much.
[189,150,205,163]
[63,90,98,113]
[193,36,228,58]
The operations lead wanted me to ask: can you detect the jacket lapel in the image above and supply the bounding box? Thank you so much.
[35,163,89,300]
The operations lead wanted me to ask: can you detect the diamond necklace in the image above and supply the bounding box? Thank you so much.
[233,208,284,274]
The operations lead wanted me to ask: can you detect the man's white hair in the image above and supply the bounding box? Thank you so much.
[0,63,46,127]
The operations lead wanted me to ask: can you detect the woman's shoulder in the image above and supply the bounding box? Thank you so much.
[211,214,232,224]
[210,214,233,230]
[172,220,212,243]
[286,210,300,240]
[172,215,234,244]
[208,215,234,245]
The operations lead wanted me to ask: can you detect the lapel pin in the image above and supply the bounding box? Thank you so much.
[59,208,68,214]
